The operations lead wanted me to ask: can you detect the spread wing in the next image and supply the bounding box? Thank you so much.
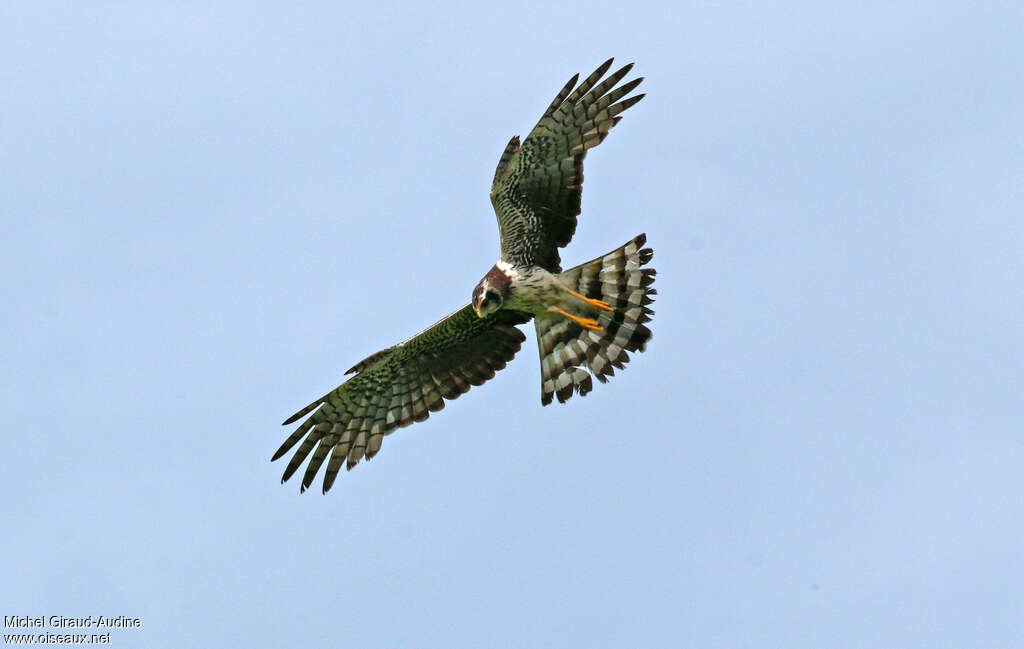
[274,305,532,493]
[489,58,644,272]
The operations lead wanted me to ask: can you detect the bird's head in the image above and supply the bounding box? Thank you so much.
[472,281,504,318]
[472,265,512,318]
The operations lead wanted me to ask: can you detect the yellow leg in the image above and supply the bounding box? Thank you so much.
[552,307,604,331]
[565,287,613,311]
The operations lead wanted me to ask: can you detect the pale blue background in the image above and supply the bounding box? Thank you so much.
[3,2,1023,647]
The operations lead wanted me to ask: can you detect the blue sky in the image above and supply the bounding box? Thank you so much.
[3,2,1023,647]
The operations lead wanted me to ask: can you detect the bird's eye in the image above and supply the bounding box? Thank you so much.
[477,291,503,316]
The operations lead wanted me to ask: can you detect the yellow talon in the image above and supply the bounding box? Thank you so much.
[552,307,604,331]
[565,287,613,311]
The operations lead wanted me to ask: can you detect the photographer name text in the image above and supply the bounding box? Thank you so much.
[4,616,141,629]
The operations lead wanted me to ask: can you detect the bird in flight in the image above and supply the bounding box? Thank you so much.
[274,58,656,492]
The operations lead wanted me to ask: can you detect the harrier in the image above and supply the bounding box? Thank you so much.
[274,59,656,492]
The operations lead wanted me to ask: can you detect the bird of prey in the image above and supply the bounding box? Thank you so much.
[274,58,656,492]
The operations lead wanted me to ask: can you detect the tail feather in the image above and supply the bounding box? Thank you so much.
[535,233,656,405]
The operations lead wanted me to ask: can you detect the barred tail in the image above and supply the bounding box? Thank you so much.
[535,233,656,405]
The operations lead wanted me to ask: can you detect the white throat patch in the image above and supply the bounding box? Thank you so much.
[495,259,521,280]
